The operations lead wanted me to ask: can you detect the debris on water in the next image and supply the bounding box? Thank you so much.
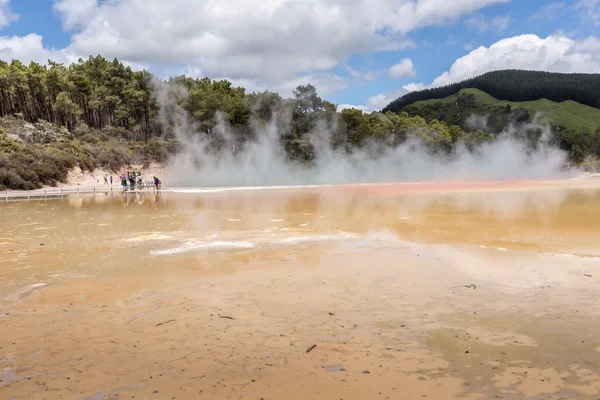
[324,364,345,372]
[329,312,335,316]
[584,274,592,277]
[155,319,176,327]
[219,316,235,320]
[454,284,477,289]
[306,344,317,353]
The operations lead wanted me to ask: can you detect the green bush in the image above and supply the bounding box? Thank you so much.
[0,133,23,153]
[0,124,180,189]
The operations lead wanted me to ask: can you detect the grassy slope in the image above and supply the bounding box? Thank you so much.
[406,88,600,133]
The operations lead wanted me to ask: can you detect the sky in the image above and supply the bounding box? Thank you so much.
[0,0,599,112]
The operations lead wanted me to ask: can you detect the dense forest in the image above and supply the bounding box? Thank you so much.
[382,70,600,113]
[0,57,598,190]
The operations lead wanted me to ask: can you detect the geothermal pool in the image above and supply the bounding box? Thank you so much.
[2,180,600,399]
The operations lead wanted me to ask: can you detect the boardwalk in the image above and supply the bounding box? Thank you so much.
[2,185,161,202]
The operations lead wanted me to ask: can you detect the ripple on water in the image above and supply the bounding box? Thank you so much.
[150,240,255,255]
[1,283,48,302]
[127,234,173,242]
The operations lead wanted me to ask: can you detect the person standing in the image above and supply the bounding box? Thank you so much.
[110,176,113,185]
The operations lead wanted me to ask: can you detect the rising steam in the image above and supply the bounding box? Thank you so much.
[155,80,578,187]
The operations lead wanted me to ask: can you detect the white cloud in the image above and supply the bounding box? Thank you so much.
[388,58,416,79]
[338,88,409,113]
[345,65,380,82]
[403,82,427,92]
[374,40,417,52]
[53,0,98,30]
[0,0,17,29]
[574,35,600,52]
[38,0,507,89]
[226,72,349,99]
[406,34,600,90]
[365,88,408,111]
[576,0,600,24]
[344,58,416,84]
[1,0,511,110]
[0,34,76,65]
[531,1,599,25]
[464,14,511,34]
[337,104,370,112]
[529,1,567,22]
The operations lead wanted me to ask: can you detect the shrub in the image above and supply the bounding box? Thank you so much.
[0,133,23,153]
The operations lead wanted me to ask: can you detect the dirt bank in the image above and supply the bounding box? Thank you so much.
[55,163,168,188]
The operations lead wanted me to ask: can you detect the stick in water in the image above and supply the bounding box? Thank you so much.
[156,319,176,327]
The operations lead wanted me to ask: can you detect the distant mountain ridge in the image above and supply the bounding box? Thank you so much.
[382,70,600,113]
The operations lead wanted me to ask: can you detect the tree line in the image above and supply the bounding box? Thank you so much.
[382,70,600,113]
[0,57,597,190]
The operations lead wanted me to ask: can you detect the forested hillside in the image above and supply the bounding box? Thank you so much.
[382,70,600,113]
[382,71,600,164]
[0,58,598,190]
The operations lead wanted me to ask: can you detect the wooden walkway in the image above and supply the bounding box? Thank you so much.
[2,185,162,202]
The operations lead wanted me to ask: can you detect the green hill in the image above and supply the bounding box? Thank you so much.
[404,88,600,133]
[382,70,600,113]
[397,88,600,163]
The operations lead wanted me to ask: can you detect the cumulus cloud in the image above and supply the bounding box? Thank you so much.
[405,34,600,90]
[53,0,98,30]
[388,58,416,79]
[337,104,370,112]
[0,34,76,65]
[338,88,408,113]
[0,33,147,70]
[43,0,507,86]
[0,0,17,29]
[365,88,409,110]
[403,82,427,92]
[464,14,511,34]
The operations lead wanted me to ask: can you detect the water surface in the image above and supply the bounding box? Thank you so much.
[2,180,600,399]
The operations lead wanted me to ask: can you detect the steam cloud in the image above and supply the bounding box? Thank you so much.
[155,80,579,187]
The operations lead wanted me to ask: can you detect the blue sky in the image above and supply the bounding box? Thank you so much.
[1,0,599,111]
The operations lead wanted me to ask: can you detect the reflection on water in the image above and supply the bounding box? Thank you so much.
[2,182,600,297]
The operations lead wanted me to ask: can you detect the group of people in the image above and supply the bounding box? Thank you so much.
[120,173,140,190]
[118,173,161,191]
[102,173,161,190]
